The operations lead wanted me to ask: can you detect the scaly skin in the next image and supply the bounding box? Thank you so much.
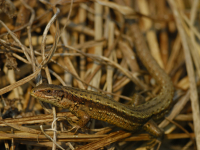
[131,24,174,121]
[31,24,174,137]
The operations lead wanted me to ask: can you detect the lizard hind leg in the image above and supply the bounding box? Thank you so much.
[130,93,164,148]
[140,116,164,149]
[131,93,164,138]
[143,119,164,139]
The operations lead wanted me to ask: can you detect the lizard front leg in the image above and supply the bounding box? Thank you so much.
[66,109,90,133]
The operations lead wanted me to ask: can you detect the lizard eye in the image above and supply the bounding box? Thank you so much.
[47,90,51,93]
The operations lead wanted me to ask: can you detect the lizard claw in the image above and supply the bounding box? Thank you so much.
[144,139,161,150]
[66,125,80,134]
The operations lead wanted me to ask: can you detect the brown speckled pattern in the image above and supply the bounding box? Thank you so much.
[31,84,146,131]
[31,24,174,136]
[131,24,174,120]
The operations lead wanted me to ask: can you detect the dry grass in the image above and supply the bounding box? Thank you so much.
[0,0,199,149]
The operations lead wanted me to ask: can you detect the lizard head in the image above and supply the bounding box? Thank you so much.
[31,84,70,108]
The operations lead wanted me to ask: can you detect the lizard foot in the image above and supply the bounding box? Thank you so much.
[145,139,161,150]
